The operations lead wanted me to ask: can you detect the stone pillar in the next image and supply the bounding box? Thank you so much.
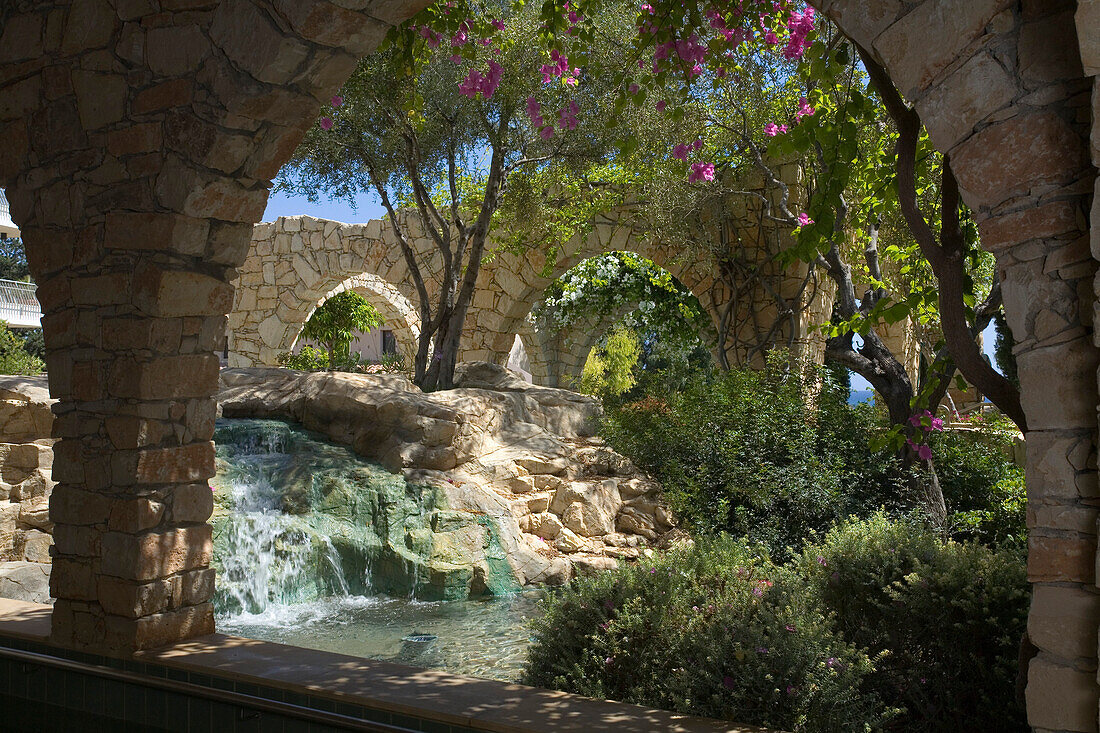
[0,0,422,653]
[1076,2,1100,731]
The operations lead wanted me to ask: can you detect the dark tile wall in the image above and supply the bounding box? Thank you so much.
[0,634,480,733]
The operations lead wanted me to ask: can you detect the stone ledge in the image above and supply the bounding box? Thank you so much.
[0,598,774,733]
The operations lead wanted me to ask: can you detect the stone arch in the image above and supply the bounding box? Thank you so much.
[0,5,1096,730]
[0,0,432,654]
[291,271,421,363]
[467,191,832,378]
[228,214,421,366]
[519,252,725,389]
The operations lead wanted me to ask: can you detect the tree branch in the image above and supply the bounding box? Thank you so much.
[856,42,1027,432]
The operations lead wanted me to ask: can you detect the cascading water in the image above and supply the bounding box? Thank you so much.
[211,418,540,681]
[212,422,355,615]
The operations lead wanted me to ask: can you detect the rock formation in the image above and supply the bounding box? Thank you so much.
[218,363,677,587]
[0,376,57,603]
[0,364,675,604]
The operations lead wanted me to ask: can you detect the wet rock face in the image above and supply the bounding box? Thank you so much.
[211,419,524,608]
[219,364,677,582]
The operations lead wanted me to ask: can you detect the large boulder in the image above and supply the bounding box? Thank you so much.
[0,376,53,443]
[217,366,675,583]
[0,561,51,604]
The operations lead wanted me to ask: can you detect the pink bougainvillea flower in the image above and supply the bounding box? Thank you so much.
[751,587,763,597]
[917,444,933,461]
[692,138,703,151]
[672,143,690,160]
[930,417,944,431]
[797,212,813,226]
[319,117,333,130]
[764,30,779,45]
[451,30,468,46]
[689,162,715,182]
[764,122,780,136]
[491,18,505,30]
[783,7,816,60]
[629,83,640,94]
[459,60,504,100]
[526,96,545,127]
[539,125,554,140]
[795,96,815,120]
[450,54,461,63]
[330,95,344,108]
[656,100,667,112]
[557,100,580,130]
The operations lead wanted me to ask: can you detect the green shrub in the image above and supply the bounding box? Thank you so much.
[277,346,330,371]
[0,322,44,375]
[798,514,1029,732]
[579,327,641,400]
[524,538,892,733]
[601,356,915,556]
[948,473,1026,550]
[930,417,1026,548]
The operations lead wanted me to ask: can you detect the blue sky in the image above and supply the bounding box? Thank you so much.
[263,189,384,224]
[264,189,1003,393]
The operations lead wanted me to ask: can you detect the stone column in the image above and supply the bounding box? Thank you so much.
[0,0,422,653]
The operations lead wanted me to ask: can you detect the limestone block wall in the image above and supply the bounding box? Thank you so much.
[0,378,56,565]
[1077,1,1100,731]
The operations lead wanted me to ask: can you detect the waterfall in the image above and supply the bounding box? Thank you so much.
[212,420,361,617]
[211,418,523,621]
[209,418,541,682]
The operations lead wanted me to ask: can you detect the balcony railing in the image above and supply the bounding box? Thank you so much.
[0,278,41,329]
[0,190,18,238]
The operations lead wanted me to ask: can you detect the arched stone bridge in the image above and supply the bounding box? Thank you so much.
[228,191,835,386]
